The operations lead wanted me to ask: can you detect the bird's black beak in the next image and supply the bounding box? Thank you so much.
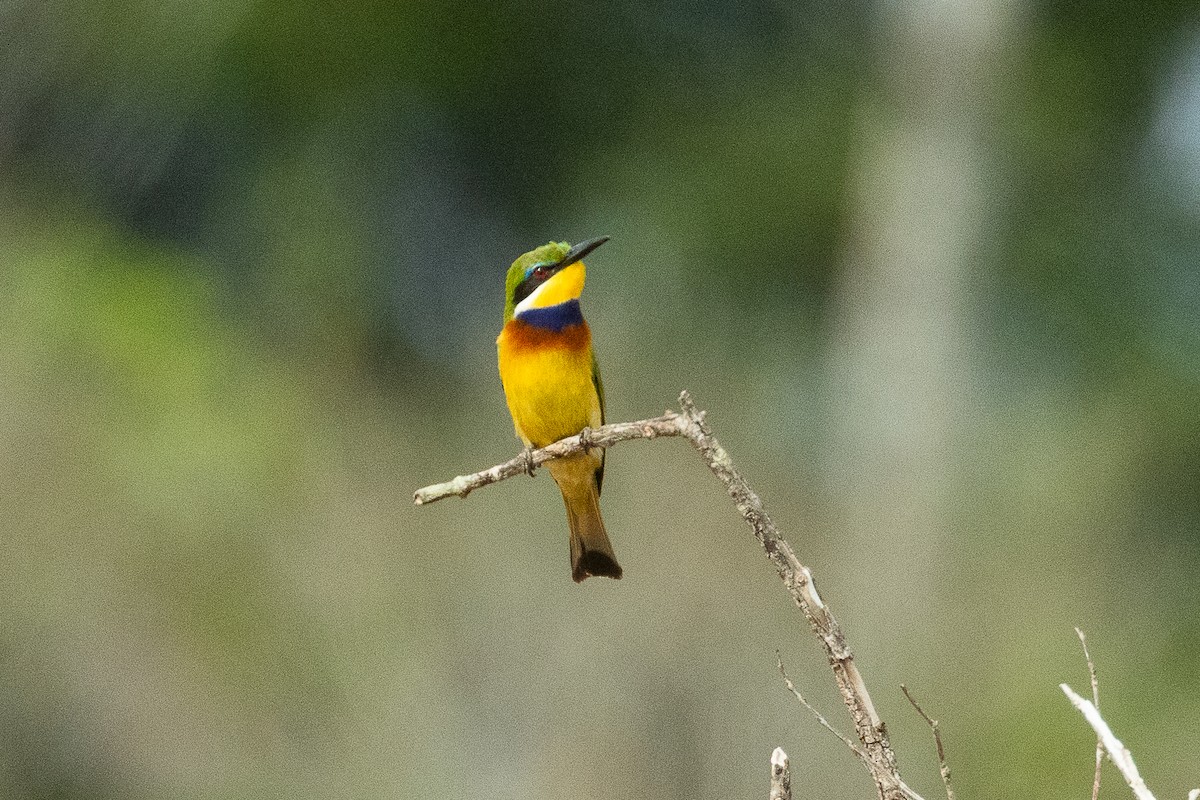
[557,235,610,269]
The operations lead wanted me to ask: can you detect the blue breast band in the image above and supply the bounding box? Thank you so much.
[518,300,584,331]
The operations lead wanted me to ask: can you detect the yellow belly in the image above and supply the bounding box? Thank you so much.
[497,329,601,448]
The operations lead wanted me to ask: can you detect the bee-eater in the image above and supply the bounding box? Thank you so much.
[496,236,621,583]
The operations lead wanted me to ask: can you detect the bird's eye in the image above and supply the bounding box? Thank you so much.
[532,265,549,279]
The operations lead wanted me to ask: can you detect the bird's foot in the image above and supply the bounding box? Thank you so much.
[578,426,594,454]
[522,445,537,477]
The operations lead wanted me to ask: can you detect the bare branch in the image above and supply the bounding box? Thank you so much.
[414,391,915,800]
[1075,628,1103,800]
[901,684,956,800]
[770,748,793,800]
[670,392,914,800]
[778,654,864,757]
[1061,684,1157,800]
[413,412,685,504]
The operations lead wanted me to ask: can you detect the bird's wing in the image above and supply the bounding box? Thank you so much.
[591,351,605,495]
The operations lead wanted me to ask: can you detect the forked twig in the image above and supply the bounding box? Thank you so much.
[1061,684,1156,800]
[1075,627,1103,800]
[778,653,863,758]
[900,684,956,800]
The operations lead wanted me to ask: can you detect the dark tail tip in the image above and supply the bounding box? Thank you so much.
[572,551,623,583]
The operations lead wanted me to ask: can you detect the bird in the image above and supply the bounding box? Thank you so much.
[496,236,622,583]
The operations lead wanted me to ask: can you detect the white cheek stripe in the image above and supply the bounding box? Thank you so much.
[513,278,549,317]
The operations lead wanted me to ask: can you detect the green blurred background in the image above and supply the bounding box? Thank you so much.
[2,0,1198,797]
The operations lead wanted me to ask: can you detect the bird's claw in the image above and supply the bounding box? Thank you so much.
[579,426,594,454]
[523,445,537,477]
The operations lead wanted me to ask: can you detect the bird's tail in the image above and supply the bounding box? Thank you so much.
[550,455,622,582]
